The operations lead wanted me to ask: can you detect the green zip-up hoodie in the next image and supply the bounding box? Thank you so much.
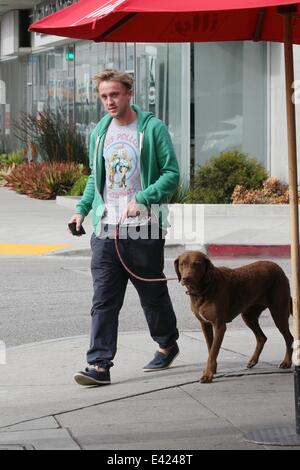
[75,104,180,236]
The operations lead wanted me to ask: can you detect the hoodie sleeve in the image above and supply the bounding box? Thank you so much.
[135,122,180,205]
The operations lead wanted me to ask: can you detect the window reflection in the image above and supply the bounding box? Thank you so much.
[193,41,267,169]
[32,44,75,125]
[135,43,185,173]
[32,0,79,23]
[74,41,126,147]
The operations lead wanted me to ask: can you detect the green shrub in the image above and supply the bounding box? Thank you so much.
[7,150,25,165]
[0,150,24,169]
[4,162,85,199]
[68,174,89,196]
[185,150,267,204]
[0,151,25,186]
[13,109,88,168]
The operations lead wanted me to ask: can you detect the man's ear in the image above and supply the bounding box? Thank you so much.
[174,257,181,281]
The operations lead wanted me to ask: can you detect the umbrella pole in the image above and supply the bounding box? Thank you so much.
[283,10,300,435]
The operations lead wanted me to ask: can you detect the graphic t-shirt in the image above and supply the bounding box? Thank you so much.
[100,118,148,236]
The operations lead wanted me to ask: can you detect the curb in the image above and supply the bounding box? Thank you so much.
[207,244,291,258]
[48,244,188,258]
[49,244,291,258]
[48,248,91,257]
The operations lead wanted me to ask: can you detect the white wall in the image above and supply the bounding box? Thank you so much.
[0,11,18,56]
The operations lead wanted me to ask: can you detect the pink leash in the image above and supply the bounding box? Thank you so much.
[114,223,178,282]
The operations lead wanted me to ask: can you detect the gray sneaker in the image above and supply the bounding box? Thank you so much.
[74,365,111,386]
[143,343,179,372]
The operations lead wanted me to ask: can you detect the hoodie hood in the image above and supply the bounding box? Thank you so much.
[131,104,154,132]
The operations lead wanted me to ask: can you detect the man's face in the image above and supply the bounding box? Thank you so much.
[98,80,132,119]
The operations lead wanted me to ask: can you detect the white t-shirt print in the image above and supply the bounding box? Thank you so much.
[101,119,149,232]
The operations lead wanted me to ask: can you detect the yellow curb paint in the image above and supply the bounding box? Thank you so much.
[0,244,71,255]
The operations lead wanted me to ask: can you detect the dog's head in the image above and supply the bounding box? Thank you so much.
[174,251,214,295]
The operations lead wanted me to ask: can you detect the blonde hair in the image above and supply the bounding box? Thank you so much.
[93,69,134,91]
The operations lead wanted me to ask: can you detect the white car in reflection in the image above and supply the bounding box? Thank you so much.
[201,116,242,153]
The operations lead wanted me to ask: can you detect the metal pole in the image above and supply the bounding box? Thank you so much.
[282,7,300,435]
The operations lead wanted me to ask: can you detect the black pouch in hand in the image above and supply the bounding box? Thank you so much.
[68,222,86,236]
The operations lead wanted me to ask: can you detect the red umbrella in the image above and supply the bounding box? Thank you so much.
[30,0,300,440]
[30,0,300,43]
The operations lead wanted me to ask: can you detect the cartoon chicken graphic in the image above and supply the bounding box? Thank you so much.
[118,146,132,188]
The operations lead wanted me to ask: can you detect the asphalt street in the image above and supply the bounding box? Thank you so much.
[0,255,292,348]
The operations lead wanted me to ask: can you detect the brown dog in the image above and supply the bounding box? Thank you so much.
[174,251,293,383]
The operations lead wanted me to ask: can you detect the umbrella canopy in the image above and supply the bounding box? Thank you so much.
[30,0,300,43]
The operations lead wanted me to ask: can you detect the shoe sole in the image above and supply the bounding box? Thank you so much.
[73,373,111,386]
[143,351,179,372]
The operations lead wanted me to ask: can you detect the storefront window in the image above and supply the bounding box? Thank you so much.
[30,41,188,173]
[126,43,135,72]
[135,43,190,178]
[74,41,126,146]
[30,39,266,182]
[32,44,75,123]
[0,57,28,151]
[193,42,267,175]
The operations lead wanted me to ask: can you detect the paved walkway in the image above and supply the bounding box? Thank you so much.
[0,329,299,450]
[0,187,91,255]
[1,186,299,450]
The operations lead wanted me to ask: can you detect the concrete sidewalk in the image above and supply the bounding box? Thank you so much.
[1,186,299,450]
[0,328,299,450]
[0,187,93,256]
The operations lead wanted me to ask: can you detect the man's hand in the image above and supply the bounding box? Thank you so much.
[68,214,84,233]
[120,200,141,223]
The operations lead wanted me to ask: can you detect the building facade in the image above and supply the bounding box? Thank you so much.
[0,1,298,183]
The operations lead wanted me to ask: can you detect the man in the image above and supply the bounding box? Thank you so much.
[69,69,180,386]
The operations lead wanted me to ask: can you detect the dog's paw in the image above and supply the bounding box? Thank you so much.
[278,360,292,369]
[200,372,214,383]
[246,359,258,369]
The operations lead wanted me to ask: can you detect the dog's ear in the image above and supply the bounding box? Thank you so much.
[204,255,215,282]
[174,257,181,281]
